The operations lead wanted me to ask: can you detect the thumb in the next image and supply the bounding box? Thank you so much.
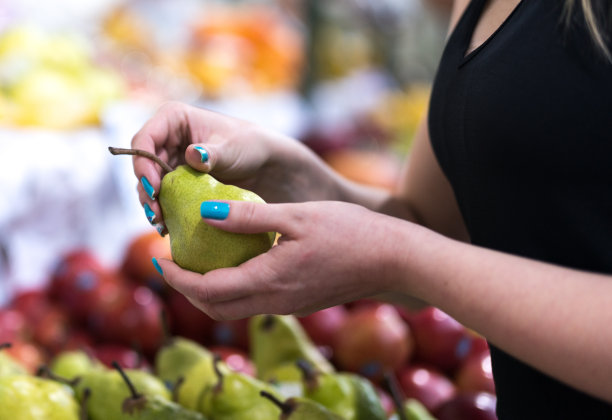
[185,143,216,173]
[200,200,294,236]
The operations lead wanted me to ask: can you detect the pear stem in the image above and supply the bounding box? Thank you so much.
[383,372,408,420]
[296,358,319,390]
[212,354,224,393]
[108,147,174,173]
[79,388,91,420]
[0,342,11,351]
[259,390,293,415]
[36,365,81,387]
[112,361,142,400]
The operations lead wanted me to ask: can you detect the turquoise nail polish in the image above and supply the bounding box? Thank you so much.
[141,176,155,200]
[201,201,229,220]
[152,257,163,276]
[154,223,167,237]
[144,203,156,224]
[194,145,209,163]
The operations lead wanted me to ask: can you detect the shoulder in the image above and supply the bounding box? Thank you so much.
[447,0,472,35]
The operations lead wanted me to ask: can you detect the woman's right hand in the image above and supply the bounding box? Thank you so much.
[131,101,339,232]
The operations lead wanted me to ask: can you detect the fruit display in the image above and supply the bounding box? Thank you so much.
[0,228,497,420]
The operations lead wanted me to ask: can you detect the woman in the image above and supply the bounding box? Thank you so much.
[131,0,612,417]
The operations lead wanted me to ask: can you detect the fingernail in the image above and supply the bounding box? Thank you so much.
[200,201,229,220]
[144,203,156,224]
[154,223,167,237]
[152,257,163,276]
[141,176,155,200]
[194,146,209,163]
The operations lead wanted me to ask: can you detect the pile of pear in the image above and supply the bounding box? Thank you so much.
[0,314,433,420]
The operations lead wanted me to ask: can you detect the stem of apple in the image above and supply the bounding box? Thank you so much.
[259,390,294,416]
[108,147,174,173]
[0,342,11,351]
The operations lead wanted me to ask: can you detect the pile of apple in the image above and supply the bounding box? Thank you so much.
[0,230,497,419]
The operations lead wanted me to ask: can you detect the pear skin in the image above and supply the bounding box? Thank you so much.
[160,165,275,274]
[250,315,334,382]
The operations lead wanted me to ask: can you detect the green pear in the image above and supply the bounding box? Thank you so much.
[108,147,275,274]
[109,362,206,420]
[0,343,27,377]
[388,399,437,420]
[197,356,282,419]
[174,352,232,410]
[74,366,171,420]
[160,165,275,274]
[298,360,387,420]
[155,337,212,389]
[50,349,105,381]
[249,315,334,382]
[260,390,345,420]
[0,374,80,420]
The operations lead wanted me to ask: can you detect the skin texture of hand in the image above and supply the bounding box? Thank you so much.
[154,200,414,320]
[131,102,346,234]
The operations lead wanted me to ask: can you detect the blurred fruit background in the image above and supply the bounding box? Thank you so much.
[0,0,497,418]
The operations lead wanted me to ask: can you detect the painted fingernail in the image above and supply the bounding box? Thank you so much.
[200,201,229,220]
[194,146,209,163]
[152,257,163,276]
[154,223,167,237]
[141,176,155,200]
[144,203,156,224]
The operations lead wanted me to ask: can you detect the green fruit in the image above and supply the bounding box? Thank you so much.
[120,394,206,420]
[299,360,386,420]
[50,350,104,381]
[74,368,171,420]
[159,165,275,274]
[0,349,26,377]
[389,398,437,420]
[175,354,231,410]
[198,361,282,420]
[260,391,345,420]
[155,337,212,389]
[250,315,334,382]
[0,374,79,420]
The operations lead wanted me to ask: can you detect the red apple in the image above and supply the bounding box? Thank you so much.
[165,289,215,344]
[455,351,495,395]
[298,305,348,349]
[10,289,52,324]
[397,363,456,413]
[48,249,104,302]
[0,309,29,342]
[4,339,46,374]
[94,344,150,371]
[211,319,250,351]
[334,303,413,382]
[434,391,498,420]
[405,306,472,373]
[31,304,72,355]
[91,286,165,356]
[209,345,256,377]
[120,231,171,294]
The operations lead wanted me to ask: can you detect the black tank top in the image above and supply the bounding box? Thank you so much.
[428,0,612,418]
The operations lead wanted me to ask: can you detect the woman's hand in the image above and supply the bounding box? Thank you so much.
[131,101,339,233]
[153,200,414,320]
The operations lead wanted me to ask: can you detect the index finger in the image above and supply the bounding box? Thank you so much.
[131,102,190,196]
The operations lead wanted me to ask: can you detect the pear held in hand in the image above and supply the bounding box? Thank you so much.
[109,147,275,274]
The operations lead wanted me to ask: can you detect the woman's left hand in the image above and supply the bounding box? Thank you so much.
[154,200,412,320]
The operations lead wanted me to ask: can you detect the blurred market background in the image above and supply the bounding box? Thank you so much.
[0,0,450,301]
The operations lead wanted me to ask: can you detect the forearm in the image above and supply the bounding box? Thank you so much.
[391,223,612,402]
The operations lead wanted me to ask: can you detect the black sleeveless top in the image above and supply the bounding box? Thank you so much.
[428,0,612,418]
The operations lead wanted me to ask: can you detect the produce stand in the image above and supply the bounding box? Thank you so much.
[0,1,496,419]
